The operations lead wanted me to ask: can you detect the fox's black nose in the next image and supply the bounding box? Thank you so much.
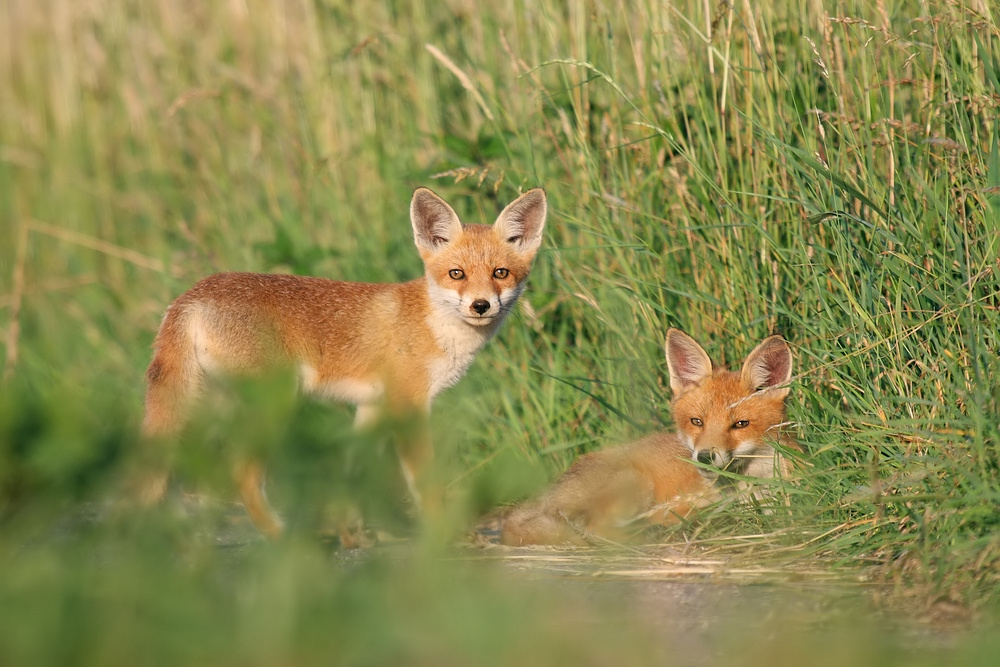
[696,449,714,466]
[471,299,491,315]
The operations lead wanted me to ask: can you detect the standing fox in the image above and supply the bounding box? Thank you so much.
[140,187,547,537]
[488,329,797,546]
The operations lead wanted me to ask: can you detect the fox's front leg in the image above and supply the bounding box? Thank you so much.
[234,459,284,539]
[395,413,440,516]
[356,402,440,518]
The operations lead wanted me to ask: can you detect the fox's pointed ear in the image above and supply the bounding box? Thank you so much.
[494,188,546,256]
[411,187,463,252]
[741,335,792,399]
[665,328,713,395]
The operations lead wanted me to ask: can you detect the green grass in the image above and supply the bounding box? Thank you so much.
[2,0,1000,663]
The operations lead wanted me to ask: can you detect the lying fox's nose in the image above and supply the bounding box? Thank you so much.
[696,449,714,466]
[471,299,491,315]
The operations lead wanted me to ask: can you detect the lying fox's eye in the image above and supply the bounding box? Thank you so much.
[690,418,703,427]
[493,268,510,279]
[733,420,750,429]
[448,269,465,280]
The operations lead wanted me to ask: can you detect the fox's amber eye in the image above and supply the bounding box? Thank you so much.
[733,420,750,429]
[493,268,510,279]
[690,418,703,427]
[448,269,465,280]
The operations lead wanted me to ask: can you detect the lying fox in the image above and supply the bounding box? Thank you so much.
[487,329,797,546]
[139,187,547,537]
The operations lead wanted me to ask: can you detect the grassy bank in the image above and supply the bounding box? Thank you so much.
[1,0,999,661]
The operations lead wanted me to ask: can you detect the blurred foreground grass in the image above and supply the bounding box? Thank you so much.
[2,0,1000,662]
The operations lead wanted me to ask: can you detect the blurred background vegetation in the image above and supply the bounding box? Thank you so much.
[1,0,999,663]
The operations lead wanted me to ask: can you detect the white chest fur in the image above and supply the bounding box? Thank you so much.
[424,309,499,400]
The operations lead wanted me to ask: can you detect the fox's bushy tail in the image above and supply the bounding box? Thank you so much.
[142,303,202,438]
[133,303,203,504]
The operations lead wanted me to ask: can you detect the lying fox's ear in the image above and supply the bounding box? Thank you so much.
[741,335,792,399]
[494,188,547,256]
[411,187,463,251]
[666,328,713,395]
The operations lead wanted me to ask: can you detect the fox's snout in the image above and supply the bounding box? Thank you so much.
[693,447,734,472]
[462,292,501,324]
[695,448,715,466]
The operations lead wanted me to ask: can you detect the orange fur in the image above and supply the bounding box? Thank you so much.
[490,329,798,546]
[140,188,547,537]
